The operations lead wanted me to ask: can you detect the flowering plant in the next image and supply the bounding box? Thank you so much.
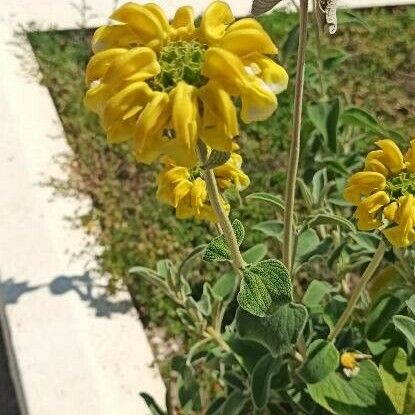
[85,1,415,414]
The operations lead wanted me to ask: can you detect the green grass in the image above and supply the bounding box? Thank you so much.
[27,6,415,345]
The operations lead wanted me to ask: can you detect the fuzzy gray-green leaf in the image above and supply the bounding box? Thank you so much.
[237,259,292,317]
[236,303,308,356]
[203,220,244,262]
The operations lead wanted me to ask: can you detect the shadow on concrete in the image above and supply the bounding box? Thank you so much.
[49,274,132,318]
[0,274,132,318]
[0,278,41,305]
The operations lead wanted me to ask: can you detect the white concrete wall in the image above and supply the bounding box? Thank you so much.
[0,0,413,414]
[0,14,165,415]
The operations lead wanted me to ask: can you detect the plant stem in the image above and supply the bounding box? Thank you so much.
[204,168,246,271]
[283,0,309,274]
[196,140,246,273]
[328,240,386,342]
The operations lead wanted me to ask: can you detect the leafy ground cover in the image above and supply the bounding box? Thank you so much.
[26,6,415,360]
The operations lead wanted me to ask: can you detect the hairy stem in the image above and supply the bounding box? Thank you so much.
[328,240,386,342]
[283,0,309,273]
[196,141,246,272]
[204,168,246,271]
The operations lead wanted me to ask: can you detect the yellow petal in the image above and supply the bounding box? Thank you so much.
[343,171,386,205]
[191,178,208,214]
[383,195,415,247]
[405,139,415,172]
[355,206,382,230]
[134,92,170,163]
[365,150,389,177]
[84,83,109,114]
[173,180,192,207]
[85,48,127,85]
[226,18,264,32]
[92,24,137,53]
[354,191,389,231]
[375,139,404,174]
[144,3,170,34]
[102,47,160,86]
[245,54,288,94]
[171,6,195,40]
[202,47,277,123]
[156,166,190,207]
[110,2,167,48]
[361,191,390,214]
[218,28,277,57]
[200,1,234,43]
[214,153,250,191]
[198,81,238,152]
[163,82,199,167]
[240,81,277,123]
[102,82,153,143]
[383,202,398,222]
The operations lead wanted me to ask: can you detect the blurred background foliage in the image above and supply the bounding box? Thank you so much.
[27,6,415,356]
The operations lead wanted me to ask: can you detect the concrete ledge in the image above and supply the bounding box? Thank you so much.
[0,20,165,414]
[0,0,413,414]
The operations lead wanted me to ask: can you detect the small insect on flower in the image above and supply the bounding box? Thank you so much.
[344,138,415,247]
[340,351,371,378]
[84,1,288,168]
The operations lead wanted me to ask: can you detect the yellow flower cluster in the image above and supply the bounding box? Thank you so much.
[344,139,415,247]
[84,1,288,168]
[157,150,250,222]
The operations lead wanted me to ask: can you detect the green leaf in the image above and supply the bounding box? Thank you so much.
[281,24,299,63]
[203,220,244,262]
[297,178,314,209]
[341,107,402,141]
[393,315,415,348]
[295,229,331,265]
[236,303,308,356]
[237,259,292,317]
[171,357,201,412]
[298,339,339,384]
[197,283,212,316]
[140,393,166,415]
[366,292,407,341]
[337,10,372,30]
[406,295,415,317]
[306,213,355,232]
[307,98,340,153]
[302,280,332,314]
[203,150,231,169]
[246,192,285,211]
[206,397,226,415]
[212,272,237,300]
[311,169,327,204]
[129,266,168,292]
[323,49,349,71]
[242,244,267,264]
[379,347,415,414]
[227,336,268,373]
[308,360,395,415]
[350,232,380,253]
[178,244,206,277]
[252,220,283,241]
[251,354,282,409]
[221,389,246,415]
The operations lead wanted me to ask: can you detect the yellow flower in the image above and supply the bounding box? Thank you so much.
[340,351,371,378]
[157,150,250,222]
[344,138,415,247]
[214,153,250,191]
[85,1,288,167]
